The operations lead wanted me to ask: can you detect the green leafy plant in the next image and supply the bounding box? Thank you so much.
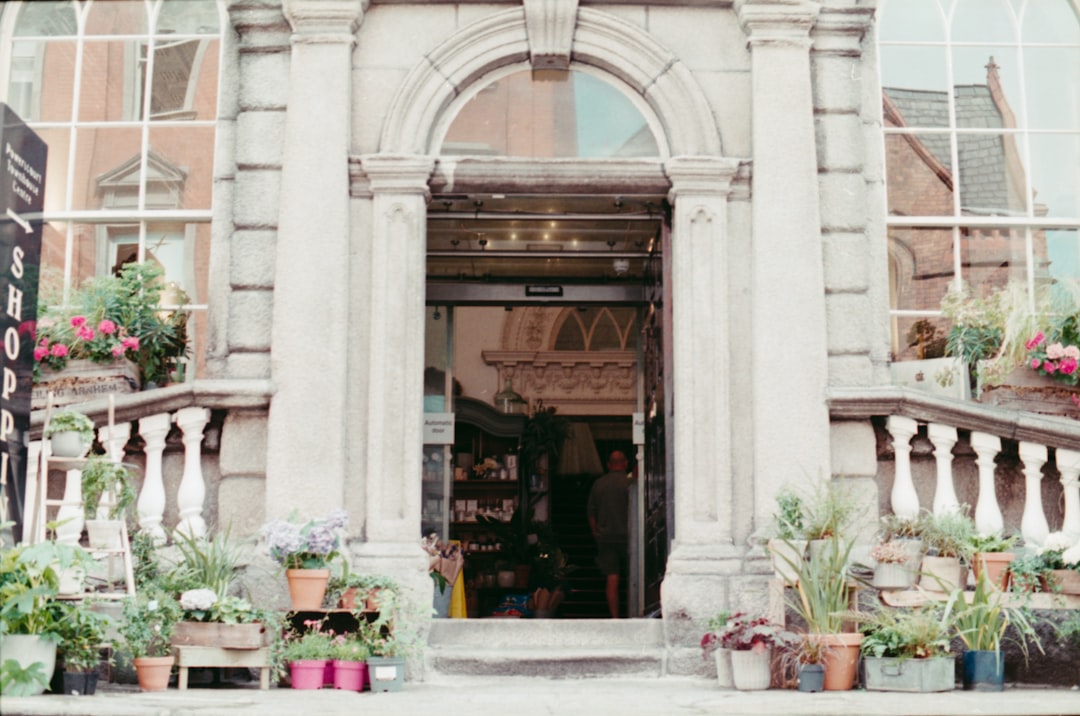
[115,588,182,658]
[920,509,976,561]
[42,409,95,444]
[855,605,953,661]
[281,619,334,663]
[520,405,570,469]
[950,569,1043,661]
[878,513,927,542]
[969,532,1018,554]
[781,532,860,634]
[55,600,111,672]
[169,526,245,597]
[80,456,137,521]
[772,489,806,540]
[1007,551,1053,593]
[800,481,861,541]
[330,632,370,662]
[0,543,71,636]
[34,261,189,386]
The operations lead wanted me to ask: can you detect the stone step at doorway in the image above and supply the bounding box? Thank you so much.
[425,618,665,679]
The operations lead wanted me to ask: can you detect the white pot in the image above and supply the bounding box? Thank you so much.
[730,647,772,691]
[86,519,124,550]
[714,647,734,688]
[919,555,965,593]
[873,561,917,590]
[0,634,57,695]
[56,564,86,595]
[49,431,89,458]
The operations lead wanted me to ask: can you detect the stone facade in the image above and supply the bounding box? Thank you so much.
[208,0,886,674]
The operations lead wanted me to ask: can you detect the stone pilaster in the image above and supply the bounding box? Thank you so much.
[738,0,833,528]
[350,154,434,581]
[661,155,744,676]
[264,0,363,521]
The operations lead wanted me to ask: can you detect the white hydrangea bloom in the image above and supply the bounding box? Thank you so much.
[180,588,218,611]
[1061,543,1080,568]
[1038,532,1074,554]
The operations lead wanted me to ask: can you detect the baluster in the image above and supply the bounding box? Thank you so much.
[96,423,131,519]
[24,440,42,542]
[1057,448,1080,542]
[54,467,84,546]
[1019,441,1049,547]
[174,407,209,539]
[887,416,920,519]
[927,423,959,516]
[137,413,172,544]
[970,431,1003,535]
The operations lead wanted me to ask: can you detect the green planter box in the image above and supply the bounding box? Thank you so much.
[864,656,955,693]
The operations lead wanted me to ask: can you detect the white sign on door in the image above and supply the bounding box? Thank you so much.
[423,413,455,444]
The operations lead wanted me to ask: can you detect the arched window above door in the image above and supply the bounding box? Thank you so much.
[440,68,661,158]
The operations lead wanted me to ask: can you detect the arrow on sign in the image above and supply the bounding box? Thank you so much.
[6,208,32,234]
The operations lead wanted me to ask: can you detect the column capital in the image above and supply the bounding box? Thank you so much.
[358,154,436,196]
[664,155,741,200]
[737,0,821,48]
[228,0,292,52]
[812,5,875,57]
[282,0,365,42]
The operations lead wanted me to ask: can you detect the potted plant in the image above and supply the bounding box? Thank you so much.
[856,605,955,692]
[785,633,828,693]
[0,544,65,695]
[969,532,1019,590]
[799,481,860,562]
[171,589,270,650]
[952,569,1044,691]
[1006,550,1053,594]
[780,531,864,691]
[280,620,334,690]
[869,541,918,590]
[918,509,976,593]
[700,610,734,688]
[708,612,795,691]
[33,261,189,392]
[362,583,426,692]
[263,509,348,611]
[767,488,806,586]
[1035,533,1080,595]
[42,409,95,458]
[115,588,182,691]
[54,600,111,695]
[80,456,137,550]
[329,631,370,691]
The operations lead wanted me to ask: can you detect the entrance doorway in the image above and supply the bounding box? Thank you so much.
[423,193,671,618]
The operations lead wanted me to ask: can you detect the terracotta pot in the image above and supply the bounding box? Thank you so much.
[285,568,330,611]
[812,632,863,691]
[973,552,1015,590]
[133,655,173,692]
[339,587,358,609]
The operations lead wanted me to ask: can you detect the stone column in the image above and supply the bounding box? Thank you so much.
[265,0,363,519]
[351,154,434,580]
[738,0,832,522]
[660,155,741,676]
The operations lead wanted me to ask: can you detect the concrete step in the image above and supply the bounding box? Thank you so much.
[426,618,665,679]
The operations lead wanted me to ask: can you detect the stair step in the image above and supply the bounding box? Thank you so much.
[426,619,665,679]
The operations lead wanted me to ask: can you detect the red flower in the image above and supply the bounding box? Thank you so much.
[1024,332,1045,351]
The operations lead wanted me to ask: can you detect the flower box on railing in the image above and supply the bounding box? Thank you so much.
[979,367,1080,419]
[32,358,140,409]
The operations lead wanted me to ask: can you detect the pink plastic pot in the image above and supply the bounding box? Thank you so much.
[332,660,367,691]
[289,660,328,690]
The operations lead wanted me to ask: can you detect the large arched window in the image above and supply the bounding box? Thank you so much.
[881,0,1080,364]
[439,68,662,158]
[0,0,223,379]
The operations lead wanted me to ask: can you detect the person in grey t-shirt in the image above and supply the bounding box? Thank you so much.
[587,450,630,618]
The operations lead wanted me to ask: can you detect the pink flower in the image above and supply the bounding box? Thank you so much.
[1030,358,1042,370]
[1047,342,1065,360]
[76,325,94,341]
[98,319,116,335]
[122,336,140,351]
[111,345,125,357]
[1061,358,1078,375]
[70,315,86,328]
[50,344,69,357]
[1065,345,1080,361]
[1073,394,1080,408]
[1025,332,1045,351]
[1044,361,1058,374]
[33,346,48,360]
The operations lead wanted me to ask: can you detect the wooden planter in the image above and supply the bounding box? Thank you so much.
[979,368,1080,419]
[1047,569,1080,595]
[171,622,269,649]
[32,358,140,409]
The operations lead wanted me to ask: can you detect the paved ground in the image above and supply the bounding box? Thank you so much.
[2,677,1079,716]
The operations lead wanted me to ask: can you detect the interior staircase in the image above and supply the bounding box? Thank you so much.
[549,472,622,618]
[425,618,665,679]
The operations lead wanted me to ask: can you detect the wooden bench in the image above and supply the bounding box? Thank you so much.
[172,645,271,690]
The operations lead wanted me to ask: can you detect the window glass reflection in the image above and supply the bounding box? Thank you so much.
[884,135,954,216]
[14,1,76,36]
[951,0,1016,43]
[1021,0,1080,44]
[951,48,1022,129]
[71,126,143,211]
[79,40,143,122]
[157,0,221,34]
[147,126,216,209]
[1046,228,1080,280]
[956,132,1028,216]
[1023,48,1080,131]
[880,46,949,112]
[1027,133,1080,219]
[85,0,147,36]
[879,0,945,42]
[442,69,660,158]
